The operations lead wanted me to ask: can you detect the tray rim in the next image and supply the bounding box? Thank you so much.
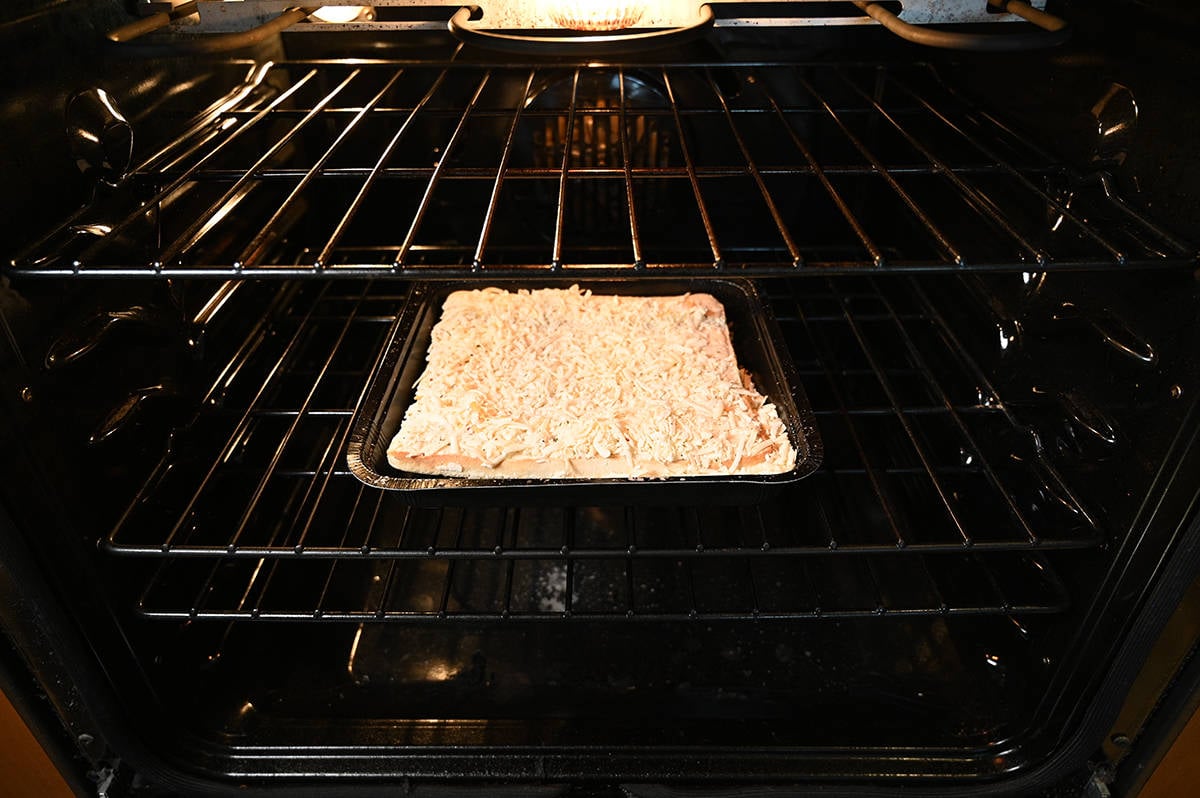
[345,277,823,504]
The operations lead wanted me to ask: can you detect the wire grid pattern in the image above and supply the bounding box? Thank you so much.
[136,549,1068,621]
[114,279,1089,620]
[12,61,1194,278]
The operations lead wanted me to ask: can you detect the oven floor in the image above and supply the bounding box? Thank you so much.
[149,615,1042,750]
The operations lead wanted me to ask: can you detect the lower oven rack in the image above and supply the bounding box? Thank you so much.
[135,548,1069,621]
[11,60,1193,278]
[105,277,1097,622]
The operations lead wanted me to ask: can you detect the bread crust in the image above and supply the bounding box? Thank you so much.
[387,449,779,480]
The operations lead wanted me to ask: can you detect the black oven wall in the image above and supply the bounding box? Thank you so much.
[1,2,1200,796]
[946,0,1200,242]
[2,1,137,247]
[0,0,287,259]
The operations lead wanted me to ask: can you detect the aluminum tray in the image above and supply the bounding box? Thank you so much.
[346,279,821,505]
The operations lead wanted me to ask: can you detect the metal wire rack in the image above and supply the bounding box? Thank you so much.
[109,277,1094,620]
[136,548,1069,621]
[12,61,1194,278]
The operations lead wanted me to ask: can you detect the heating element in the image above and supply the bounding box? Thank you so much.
[116,0,1056,35]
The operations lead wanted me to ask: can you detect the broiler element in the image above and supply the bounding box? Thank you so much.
[107,0,1058,39]
[855,0,1069,51]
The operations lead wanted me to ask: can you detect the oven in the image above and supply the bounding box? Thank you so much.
[2,1,1199,795]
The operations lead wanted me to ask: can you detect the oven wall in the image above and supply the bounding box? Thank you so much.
[0,0,1199,794]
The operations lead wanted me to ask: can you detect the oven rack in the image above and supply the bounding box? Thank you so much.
[133,548,1069,622]
[12,61,1193,278]
[105,277,1102,561]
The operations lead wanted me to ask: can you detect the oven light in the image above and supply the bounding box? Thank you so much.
[311,6,374,24]
[550,0,647,30]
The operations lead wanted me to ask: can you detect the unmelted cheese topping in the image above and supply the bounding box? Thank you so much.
[388,285,797,478]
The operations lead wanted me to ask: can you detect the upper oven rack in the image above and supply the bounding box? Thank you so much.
[10,60,1194,278]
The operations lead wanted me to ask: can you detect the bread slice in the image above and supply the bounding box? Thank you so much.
[387,285,796,479]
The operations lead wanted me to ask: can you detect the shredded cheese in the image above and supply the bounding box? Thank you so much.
[387,285,797,478]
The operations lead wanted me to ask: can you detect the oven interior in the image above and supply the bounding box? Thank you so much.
[1,1,1200,791]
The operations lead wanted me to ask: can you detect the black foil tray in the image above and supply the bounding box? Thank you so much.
[347,280,822,505]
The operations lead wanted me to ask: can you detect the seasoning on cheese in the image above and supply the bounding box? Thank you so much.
[387,285,797,479]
